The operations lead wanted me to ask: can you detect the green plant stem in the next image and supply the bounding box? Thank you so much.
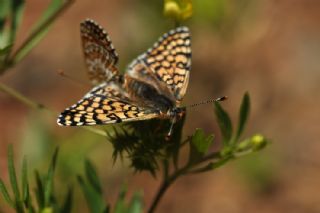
[0,83,45,110]
[148,166,188,213]
[148,151,219,212]
[0,82,107,137]
[148,146,260,212]
[10,0,75,65]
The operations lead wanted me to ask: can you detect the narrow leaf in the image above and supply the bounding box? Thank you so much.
[60,186,73,213]
[34,170,44,209]
[77,176,108,213]
[85,160,102,195]
[21,157,29,205]
[128,192,143,213]
[0,179,14,207]
[214,102,233,145]
[235,92,250,140]
[9,0,25,45]
[44,148,59,206]
[114,186,128,213]
[7,145,21,206]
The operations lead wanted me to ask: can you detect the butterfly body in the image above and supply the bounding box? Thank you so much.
[57,19,191,133]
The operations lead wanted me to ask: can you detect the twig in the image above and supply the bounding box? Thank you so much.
[0,82,107,137]
[148,145,261,212]
[148,166,188,213]
[0,83,46,111]
[10,0,75,65]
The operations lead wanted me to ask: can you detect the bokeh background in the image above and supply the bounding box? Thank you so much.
[1,0,320,212]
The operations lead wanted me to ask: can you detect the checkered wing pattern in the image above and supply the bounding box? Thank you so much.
[81,19,119,85]
[57,94,160,126]
[84,81,129,101]
[128,27,191,101]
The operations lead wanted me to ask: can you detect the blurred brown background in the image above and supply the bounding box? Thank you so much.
[1,0,320,212]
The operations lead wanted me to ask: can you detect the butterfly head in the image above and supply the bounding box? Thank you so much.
[168,106,186,120]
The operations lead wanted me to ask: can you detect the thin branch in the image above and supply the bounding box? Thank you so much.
[148,166,188,213]
[10,0,75,65]
[0,83,46,110]
[148,143,264,212]
[0,82,107,137]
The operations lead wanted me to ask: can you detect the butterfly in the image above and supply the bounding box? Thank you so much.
[57,19,191,136]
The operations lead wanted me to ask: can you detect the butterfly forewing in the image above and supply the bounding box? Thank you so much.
[81,19,119,84]
[128,27,191,101]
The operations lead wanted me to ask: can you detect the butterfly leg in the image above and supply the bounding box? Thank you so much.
[165,116,176,141]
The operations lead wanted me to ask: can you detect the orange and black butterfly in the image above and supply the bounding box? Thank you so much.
[57,19,191,136]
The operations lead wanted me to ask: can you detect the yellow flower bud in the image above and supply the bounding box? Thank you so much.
[251,134,268,150]
[164,0,193,21]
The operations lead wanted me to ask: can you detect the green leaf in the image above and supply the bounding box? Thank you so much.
[85,160,102,195]
[44,148,59,206]
[21,157,35,212]
[12,0,73,63]
[127,192,143,213]
[7,144,23,211]
[114,186,128,213]
[9,0,25,45]
[236,92,250,140]
[34,170,45,209]
[21,157,29,206]
[0,179,14,207]
[188,129,214,164]
[77,176,108,213]
[214,102,233,146]
[60,186,73,213]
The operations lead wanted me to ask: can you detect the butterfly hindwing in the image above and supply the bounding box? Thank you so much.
[128,27,191,101]
[57,94,160,126]
[81,19,119,84]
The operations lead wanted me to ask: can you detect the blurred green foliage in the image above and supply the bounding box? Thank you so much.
[0,0,74,74]
[0,146,72,213]
[0,147,144,213]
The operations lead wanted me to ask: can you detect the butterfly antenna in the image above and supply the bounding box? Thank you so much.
[186,96,228,108]
[57,69,90,87]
